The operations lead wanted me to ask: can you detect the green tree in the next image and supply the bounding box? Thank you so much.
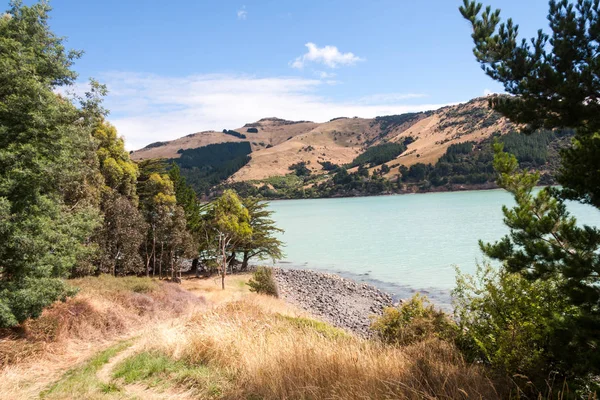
[460,0,600,208]
[461,0,600,386]
[137,164,177,277]
[90,120,146,277]
[201,190,252,289]
[477,143,600,383]
[94,120,139,200]
[236,197,284,270]
[95,192,147,276]
[169,163,201,233]
[0,1,102,327]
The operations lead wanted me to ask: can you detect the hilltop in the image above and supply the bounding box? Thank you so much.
[130,97,569,198]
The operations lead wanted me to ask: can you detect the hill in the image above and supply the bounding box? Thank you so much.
[130,97,569,198]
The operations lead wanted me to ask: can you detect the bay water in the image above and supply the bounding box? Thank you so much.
[268,189,600,307]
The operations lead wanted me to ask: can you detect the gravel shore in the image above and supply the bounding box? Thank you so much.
[273,268,394,337]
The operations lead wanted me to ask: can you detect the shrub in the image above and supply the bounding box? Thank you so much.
[453,263,579,389]
[319,161,339,171]
[371,294,456,346]
[288,162,311,177]
[246,267,278,297]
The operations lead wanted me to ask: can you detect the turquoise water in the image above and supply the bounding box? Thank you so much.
[268,189,600,304]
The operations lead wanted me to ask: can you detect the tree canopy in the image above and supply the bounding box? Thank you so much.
[0,0,101,326]
[460,0,600,208]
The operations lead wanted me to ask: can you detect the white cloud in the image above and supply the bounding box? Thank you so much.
[483,88,494,96]
[237,6,247,20]
[291,42,363,69]
[98,72,449,150]
[315,70,336,79]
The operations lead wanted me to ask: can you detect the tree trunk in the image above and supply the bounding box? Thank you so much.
[152,225,156,278]
[170,251,174,280]
[227,250,236,274]
[241,251,251,271]
[159,241,164,279]
[220,236,227,290]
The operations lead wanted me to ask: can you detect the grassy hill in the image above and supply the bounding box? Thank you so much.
[130,97,569,198]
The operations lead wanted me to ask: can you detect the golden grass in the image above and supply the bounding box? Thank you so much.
[0,275,205,399]
[128,297,502,400]
[0,273,506,399]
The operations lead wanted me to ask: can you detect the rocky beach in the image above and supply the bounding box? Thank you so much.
[273,268,394,337]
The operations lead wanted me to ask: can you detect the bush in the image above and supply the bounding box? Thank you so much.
[453,263,580,389]
[246,267,278,297]
[371,294,456,346]
[288,162,311,177]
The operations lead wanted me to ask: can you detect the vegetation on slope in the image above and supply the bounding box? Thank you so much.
[172,142,252,195]
[226,128,571,199]
[349,142,407,167]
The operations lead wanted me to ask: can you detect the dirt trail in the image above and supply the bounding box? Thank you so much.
[96,343,138,383]
[94,340,195,400]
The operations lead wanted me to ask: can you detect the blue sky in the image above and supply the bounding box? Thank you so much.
[15,0,551,149]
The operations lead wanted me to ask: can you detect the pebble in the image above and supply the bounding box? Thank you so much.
[273,268,394,337]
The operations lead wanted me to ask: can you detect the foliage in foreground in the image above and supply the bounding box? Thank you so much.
[110,299,503,399]
[453,144,600,395]
[246,267,278,297]
[371,294,456,346]
[0,1,102,327]
[454,263,579,392]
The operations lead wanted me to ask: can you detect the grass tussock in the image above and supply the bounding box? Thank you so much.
[0,275,204,367]
[126,297,502,400]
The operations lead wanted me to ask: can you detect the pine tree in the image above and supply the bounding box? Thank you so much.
[478,143,600,381]
[236,197,284,270]
[460,0,600,208]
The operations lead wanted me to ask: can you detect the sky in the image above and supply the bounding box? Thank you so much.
[13,0,551,149]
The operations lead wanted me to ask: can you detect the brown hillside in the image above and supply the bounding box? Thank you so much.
[130,119,319,161]
[130,97,514,182]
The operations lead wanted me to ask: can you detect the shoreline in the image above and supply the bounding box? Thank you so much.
[273,262,453,310]
[273,268,394,337]
[243,182,501,202]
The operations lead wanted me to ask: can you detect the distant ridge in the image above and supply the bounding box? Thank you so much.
[131,97,513,182]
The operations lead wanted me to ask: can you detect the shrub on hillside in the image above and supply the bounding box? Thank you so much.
[247,267,278,297]
[371,294,456,346]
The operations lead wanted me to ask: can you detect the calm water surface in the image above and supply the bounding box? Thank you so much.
[268,189,600,306]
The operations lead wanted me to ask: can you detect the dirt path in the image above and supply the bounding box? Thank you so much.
[91,326,197,400]
[96,342,138,384]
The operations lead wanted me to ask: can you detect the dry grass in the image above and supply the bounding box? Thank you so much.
[0,275,203,366]
[0,275,205,399]
[0,273,506,399]
[128,297,502,400]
